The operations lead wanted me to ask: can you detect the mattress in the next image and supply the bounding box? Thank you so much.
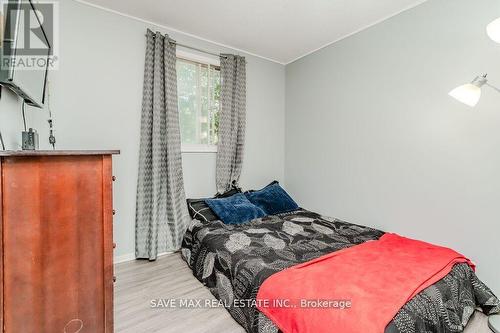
[181,209,500,333]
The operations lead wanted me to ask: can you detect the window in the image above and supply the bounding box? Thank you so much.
[177,52,221,153]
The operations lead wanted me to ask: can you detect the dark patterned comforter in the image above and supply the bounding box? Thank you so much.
[181,209,499,333]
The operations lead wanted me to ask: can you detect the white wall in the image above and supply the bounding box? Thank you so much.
[0,0,285,260]
[1,0,497,294]
[286,0,500,293]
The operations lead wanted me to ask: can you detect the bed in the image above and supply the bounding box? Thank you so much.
[181,209,500,333]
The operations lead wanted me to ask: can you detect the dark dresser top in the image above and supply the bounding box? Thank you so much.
[0,150,120,157]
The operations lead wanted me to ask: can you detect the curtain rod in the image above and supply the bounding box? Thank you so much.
[146,33,227,59]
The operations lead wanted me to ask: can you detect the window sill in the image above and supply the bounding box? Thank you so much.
[181,144,218,154]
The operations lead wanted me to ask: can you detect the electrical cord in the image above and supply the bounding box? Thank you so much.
[0,130,5,150]
[22,100,27,131]
[0,86,5,150]
[46,81,56,150]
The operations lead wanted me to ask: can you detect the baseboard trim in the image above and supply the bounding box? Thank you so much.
[114,251,175,264]
[114,253,135,264]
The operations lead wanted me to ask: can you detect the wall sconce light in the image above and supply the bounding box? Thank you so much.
[449,17,500,108]
[449,74,500,107]
[487,17,500,43]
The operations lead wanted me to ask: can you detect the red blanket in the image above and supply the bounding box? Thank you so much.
[256,233,474,333]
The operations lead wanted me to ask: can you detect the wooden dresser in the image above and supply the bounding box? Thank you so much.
[0,150,119,333]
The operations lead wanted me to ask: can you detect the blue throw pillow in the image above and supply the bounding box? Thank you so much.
[205,193,266,225]
[245,181,299,215]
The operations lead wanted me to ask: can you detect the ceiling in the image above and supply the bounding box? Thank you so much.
[77,0,428,64]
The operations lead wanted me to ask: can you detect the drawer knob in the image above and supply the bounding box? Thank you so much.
[113,276,116,283]
[113,210,116,216]
[112,176,116,182]
[113,243,116,249]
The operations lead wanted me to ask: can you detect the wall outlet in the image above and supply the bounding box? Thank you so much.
[22,128,39,150]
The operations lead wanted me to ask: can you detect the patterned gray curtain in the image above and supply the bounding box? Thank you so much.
[135,30,189,260]
[216,54,247,193]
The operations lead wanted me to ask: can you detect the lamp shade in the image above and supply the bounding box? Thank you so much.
[449,83,482,107]
[487,17,500,43]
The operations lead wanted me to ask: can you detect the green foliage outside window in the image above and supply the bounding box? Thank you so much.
[177,58,221,146]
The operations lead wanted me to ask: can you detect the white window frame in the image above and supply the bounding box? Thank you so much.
[177,50,221,154]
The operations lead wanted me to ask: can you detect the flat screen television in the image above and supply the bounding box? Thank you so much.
[0,0,50,108]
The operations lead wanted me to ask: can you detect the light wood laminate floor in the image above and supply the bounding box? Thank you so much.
[114,253,492,333]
